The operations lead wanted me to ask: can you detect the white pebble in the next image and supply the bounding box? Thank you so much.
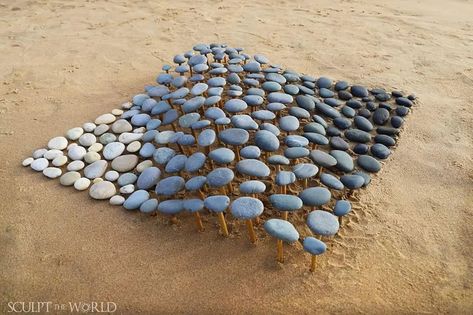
[32,148,47,159]
[88,143,103,152]
[67,143,78,150]
[31,158,49,171]
[52,155,68,167]
[120,184,135,194]
[43,149,63,160]
[43,167,62,178]
[136,160,153,173]
[84,151,101,164]
[127,141,141,153]
[47,136,68,150]
[121,101,132,109]
[93,178,104,184]
[82,122,96,132]
[22,157,34,166]
[66,127,84,140]
[118,132,143,144]
[68,146,87,160]
[133,127,146,133]
[79,133,97,147]
[74,177,91,191]
[110,195,125,205]
[105,170,119,181]
[112,108,123,115]
[94,124,109,136]
[60,171,81,186]
[67,160,85,171]
[95,113,116,125]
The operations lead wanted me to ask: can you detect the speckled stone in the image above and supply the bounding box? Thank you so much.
[299,187,331,207]
[230,197,264,220]
[264,219,299,242]
[307,210,339,236]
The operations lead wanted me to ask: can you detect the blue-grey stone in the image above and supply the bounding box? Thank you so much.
[267,155,290,165]
[354,116,373,131]
[242,95,264,106]
[251,110,275,121]
[303,237,327,255]
[224,99,247,113]
[265,73,286,84]
[341,106,356,118]
[391,116,404,128]
[268,92,293,104]
[284,84,300,95]
[304,122,326,135]
[289,107,310,119]
[132,94,149,106]
[340,175,365,189]
[299,187,331,206]
[204,95,221,107]
[142,99,158,112]
[351,85,369,97]
[284,147,309,159]
[230,197,264,219]
[279,116,300,132]
[183,96,205,113]
[215,117,231,125]
[206,168,234,187]
[205,107,226,120]
[285,135,309,147]
[254,130,280,152]
[208,87,223,96]
[333,117,352,129]
[396,97,413,107]
[131,113,151,127]
[243,78,259,87]
[207,77,226,87]
[254,54,269,64]
[264,219,299,242]
[320,173,344,190]
[209,148,235,164]
[357,155,381,173]
[319,88,334,98]
[178,134,195,146]
[151,101,172,115]
[373,108,390,125]
[236,159,270,177]
[374,134,396,147]
[117,172,137,187]
[293,163,318,179]
[172,76,187,88]
[165,154,187,173]
[275,171,296,186]
[330,150,354,172]
[124,190,150,210]
[345,129,372,143]
[162,109,179,125]
[198,129,216,146]
[307,210,339,236]
[240,145,261,159]
[183,199,204,213]
[137,167,161,190]
[371,143,391,159]
[146,119,161,130]
[334,200,352,217]
[231,115,258,130]
[269,194,303,212]
[353,171,371,187]
[179,113,200,128]
[155,176,185,195]
[315,102,341,119]
[260,122,281,136]
[204,195,230,213]
[185,152,206,172]
[262,81,281,92]
[185,176,207,191]
[239,180,266,194]
[191,120,211,130]
[158,199,184,215]
[148,86,170,97]
[267,102,286,112]
[140,198,158,214]
[295,95,315,111]
[303,133,329,145]
[353,143,369,155]
[316,77,332,89]
[139,143,155,158]
[219,128,249,145]
[329,136,349,151]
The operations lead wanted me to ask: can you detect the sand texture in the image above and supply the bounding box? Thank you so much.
[1,0,472,314]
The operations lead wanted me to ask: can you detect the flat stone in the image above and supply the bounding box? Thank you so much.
[66,127,84,140]
[345,129,372,143]
[267,92,293,104]
[111,154,138,172]
[239,180,266,194]
[123,190,150,210]
[84,151,101,164]
[84,160,108,179]
[303,237,327,255]
[231,115,258,130]
[269,194,303,212]
[293,163,318,179]
[320,173,344,190]
[89,181,116,200]
[43,149,63,160]
[103,142,125,160]
[209,148,235,164]
[185,176,207,191]
[74,177,91,191]
[279,116,300,132]
[254,130,280,152]
[330,150,354,172]
[275,171,296,186]
[224,99,248,113]
[315,102,341,119]
[303,133,329,145]
[299,187,331,206]
[104,170,119,182]
[165,154,187,173]
[198,129,216,146]
[67,160,85,171]
[183,199,204,213]
[43,167,62,179]
[219,128,249,146]
[373,108,390,125]
[340,175,365,189]
[48,136,68,150]
[204,195,230,213]
[264,219,299,242]
[52,155,68,167]
[117,173,137,186]
[158,200,184,215]
[307,210,339,236]
[137,167,161,190]
[334,200,352,216]
[374,135,396,147]
[351,85,369,97]
[357,155,381,173]
[230,197,264,219]
[284,147,309,159]
[118,132,143,144]
[155,176,185,195]
[206,167,234,187]
[140,199,158,213]
[236,159,270,177]
[371,143,391,159]
[153,147,176,165]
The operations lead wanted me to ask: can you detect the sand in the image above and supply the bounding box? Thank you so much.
[1,0,472,313]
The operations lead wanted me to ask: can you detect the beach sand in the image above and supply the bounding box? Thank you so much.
[1,0,472,313]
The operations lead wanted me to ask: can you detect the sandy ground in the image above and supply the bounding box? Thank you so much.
[1,0,472,314]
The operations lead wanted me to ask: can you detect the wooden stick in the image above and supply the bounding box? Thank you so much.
[310,255,317,272]
[282,211,288,220]
[304,178,308,188]
[217,212,229,236]
[194,212,204,232]
[246,219,257,243]
[277,240,284,263]
[235,146,241,161]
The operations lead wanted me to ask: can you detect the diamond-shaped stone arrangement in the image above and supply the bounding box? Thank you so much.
[22,43,415,272]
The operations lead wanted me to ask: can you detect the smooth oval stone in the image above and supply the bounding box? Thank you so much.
[32,148,47,159]
[78,133,96,147]
[315,102,341,119]
[104,170,119,182]
[207,87,224,96]
[205,107,226,121]
[299,187,331,206]
[153,147,176,165]
[269,194,303,212]
[183,199,204,213]
[267,102,286,112]
[242,95,264,107]
[240,146,261,159]
[285,147,310,159]
[204,195,230,213]
[136,167,161,190]
[289,107,310,119]
[139,143,155,158]
[230,197,264,219]
[293,163,318,179]
[103,142,125,160]
[191,82,208,96]
[184,152,205,173]
[22,157,34,167]
[207,77,226,87]
[236,159,270,177]
[316,77,332,89]
[319,87,334,98]
[204,95,221,107]
[357,155,382,173]
[111,154,138,172]
[374,134,396,147]
[377,126,400,136]
[123,190,149,210]
[329,136,349,151]
[354,116,373,131]
[118,132,143,144]
[231,115,258,130]
[268,92,293,104]
[335,81,349,91]
[260,122,281,136]
[279,116,300,132]
[303,133,329,145]
[89,181,116,200]
[60,171,81,186]
[304,122,326,135]
[30,158,49,172]
[155,176,185,195]
[117,173,137,187]
[396,106,410,116]
[391,116,404,128]
[131,113,151,127]
[158,199,184,215]
[353,143,369,155]
[99,133,117,145]
[254,130,279,152]
[74,177,91,191]
[371,143,391,159]
[140,199,158,213]
[262,81,281,92]
[296,95,315,111]
[43,167,62,179]
[183,96,206,113]
[239,180,266,194]
[84,160,107,179]
[353,171,371,187]
[66,127,84,140]
[284,84,300,95]
[215,117,231,125]
[254,54,269,64]
[333,117,352,130]
[84,151,101,164]
[165,154,187,173]
[350,85,369,97]
[48,136,68,150]
[310,150,337,168]
[219,128,249,146]
[320,173,344,190]
[198,129,216,146]
[340,175,365,189]
[396,97,413,107]
[345,129,371,143]
[307,210,339,236]
[179,113,200,128]
[373,108,390,125]
[334,200,352,216]
[303,237,327,255]
[185,176,207,191]
[43,149,63,160]
[264,219,299,242]
[252,110,275,121]
[275,171,296,186]
[209,148,235,164]
[341,106,356,118]
[224,99,247,113]
[206,168,234,187]
[330,150,354,172]
[67,146,86,160]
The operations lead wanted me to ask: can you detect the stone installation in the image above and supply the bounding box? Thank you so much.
[22,43,415,272]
